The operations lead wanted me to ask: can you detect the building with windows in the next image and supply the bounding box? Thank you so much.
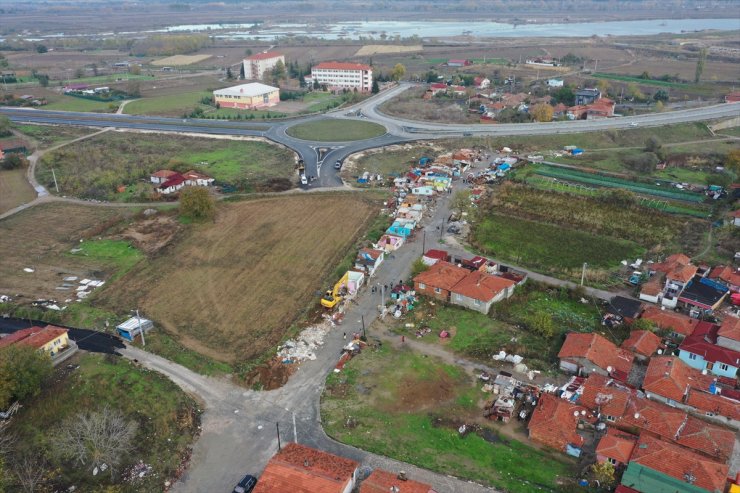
[243,51,284,80]
[213,82,279,110]
[310,62,373,92]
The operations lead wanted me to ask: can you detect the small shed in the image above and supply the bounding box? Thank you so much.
[116,317,154,341]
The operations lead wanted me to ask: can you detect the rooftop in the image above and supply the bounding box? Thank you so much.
[359,470,436,493]
[558,332,634,375]
[246,51,283,61]
[621,330,662,357]
[708,265,740,289]
[679,322,740,368]
[642,356,714,403]
[578,373,632,418]
[213,82,279,98]
[528,393,587,452]
[686,387,740,421]
[678,276,728,309]
[313,61,372,71]
[641,307,700,337]
[413,261,470,291]
[717,315,740,343]
[607,296,643,320]
[151,169,179,179]
[0,325,68,350]
[450,270,515,303]
[596,428,637,464]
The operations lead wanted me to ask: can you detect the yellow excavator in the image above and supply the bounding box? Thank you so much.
[321,272,349,309]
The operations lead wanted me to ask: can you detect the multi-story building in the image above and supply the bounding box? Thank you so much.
[243,51,284,80]
[309,62,373,92]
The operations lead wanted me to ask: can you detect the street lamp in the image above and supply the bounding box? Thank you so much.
[132,308,145,347]
[580,263,588,287]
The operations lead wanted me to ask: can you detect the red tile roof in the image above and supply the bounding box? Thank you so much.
[679,322,740,368]
[653,254,697,284]
[359,470,435,493]
[717,315,740,343]
[618,395,686,439]
[357,248,383,261]
[151,169,179,179]
[558,332,634,375]
[313,61,371,71]
[253,443,358,493]
[639,273,664,297]
[620,330,661,357]
[628,435,729,493]
[0,325,68,350]
[675,414,736,461]
[614,486,640,493]
[642,356,714,403]
[158,173,186,189]
[182,170,212,181]
[578,373,632,418]
[450,270,515,303]
[423,249,448,260]
[246,51,283,61]
[429,83,447,90]
[686,388,740,421]
[708,265,740,288]
[641,307,700,337]
[596,428,637,464]
[528,393,587,452]
[413,261,469,291]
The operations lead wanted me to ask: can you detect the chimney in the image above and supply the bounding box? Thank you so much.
[304,460,311,467]
[397,471,407,481]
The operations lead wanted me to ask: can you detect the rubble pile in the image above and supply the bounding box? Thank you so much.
[277,321,333,363]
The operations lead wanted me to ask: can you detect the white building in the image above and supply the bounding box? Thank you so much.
[547,79,564,87]
[310,62,373,92]
[243,51,285,80]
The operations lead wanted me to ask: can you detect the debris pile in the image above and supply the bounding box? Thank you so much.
[277,321,333,364]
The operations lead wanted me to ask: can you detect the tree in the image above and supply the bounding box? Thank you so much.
[239,63,245,80]
[129,64,141,75]
[631,318,657,332]
[530,103,554,122]
[179,187,216,221]
[451,189,471,214]
[390,63,406,81]
[411,258,429,278]
[527,311,555,338]
[245,48,252,56]
[271,60,286,82]
[1,153,29,171]
[226,67,234,80]
[695,48,707,84]
[298,74,306,88]
[91,63,98,76]
[55,407,138,477]
[596,79,610,95]
[645,136,665,160]
[424,70,439,83]
[627,82,644,101]
[591,461,616,489]
[653,89,669,102]
[0,346,52,409]
[0,115,11,137]
[551,85,575,106]
[313,79,320,90]
[654,100,664,112]
[725,148,740,173]
[74,68,84,79]
[125,81,141,98]
[371,78,379,94]
[12,454,49,493]
[34,45,47,54]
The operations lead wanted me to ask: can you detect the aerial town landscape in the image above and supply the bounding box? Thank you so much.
[0,0,739,492]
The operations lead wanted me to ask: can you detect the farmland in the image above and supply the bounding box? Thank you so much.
[13,124,94,147]
[286,120,387,142]
[36,131,297,200]
[151,54,212,66]
[0,168,35,214]
[322,344,576,493]
[97,194,378,363]
[10,353,200,493]
[43,96,120,112]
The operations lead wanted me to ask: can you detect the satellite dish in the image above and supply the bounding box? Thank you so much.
[701,370,708,375]
[607,366,613,373]
[634,413,640,420]
[581,410,586,416]
[573,411,580,417]
[657,349,663,355]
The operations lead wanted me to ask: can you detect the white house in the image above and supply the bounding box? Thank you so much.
[547,79,564,87]
[354,248,384,277]
[182,170,215,187]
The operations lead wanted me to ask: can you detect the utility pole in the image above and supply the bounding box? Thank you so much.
[51,168,59,193]
[292,412,297,443]
[136,308,145,347]
[594,59,598,72]
[581,263,588,287]
[276,422,281,451]
[422,231,426,253]
[361,314,366,339]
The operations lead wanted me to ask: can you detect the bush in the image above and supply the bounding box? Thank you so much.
[179,187,216,221]
[1,153,28,170]
[622,152,659,173]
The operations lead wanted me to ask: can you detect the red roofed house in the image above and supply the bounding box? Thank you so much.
[639,272,665,304]
[354,248,385,277]
[311,62,373,92]
[621,434,729,493]
[359,469,437,493]
[716,316,740,352]
[150,169,179,184]
[421,249,450,266]
[685,387,740,428]
[527,393,587,456]
[652,254,697,306]
[678,321,740,379]
[596,428,637,468]
[253,442,358,493]
[585,97,615,119]
[642,356,714,407]
[449,270,516,314]
[157,173,186,195]
[428,83,448,96]
[181,170,214,187]
[707,265,740,293]
[0,325,71,362]
[578,373,632,422]
[725,91,740,103]
[640,306,700,341]
[473,76,490,89]
[558,332,634,378]
[244,51,285,80]
[413,261,469,302]
[621,330,662,361]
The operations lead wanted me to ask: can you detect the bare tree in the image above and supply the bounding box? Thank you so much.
[12,454,48,493]
[56,406,138,477]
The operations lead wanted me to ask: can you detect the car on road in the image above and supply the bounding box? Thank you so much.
[334,160,342,170]
[629,122,638,127]
[232,474,257,493]
[300,174,308,186]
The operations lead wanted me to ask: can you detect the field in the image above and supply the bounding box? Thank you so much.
[286,120,387,142]
[123,90,210,116]
[43,95,120,112]
[0,168,35,214]
[354,44,423,56]
[97,194,378,363]
[0,202,133,301]
[13,123,95,147]
[36,131,297,200]
[152,54,213,66]
[10,353,199,493]
[322,344,575,493]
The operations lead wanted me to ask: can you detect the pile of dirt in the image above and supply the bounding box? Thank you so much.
[244,358,295,390]
[384,368,456,413]
[118,214,182,255]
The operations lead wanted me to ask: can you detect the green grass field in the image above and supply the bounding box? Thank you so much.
[9,353,200,492]
[13,124,94,147]
[322,345,575,493]
[68,73,153,84]
[69,239,143,279]
[123,90,208,116]
[286,120,387,141]
[591,72,690,88]
[43,96,119,112]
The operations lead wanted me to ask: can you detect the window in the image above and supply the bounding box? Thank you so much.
[719,363,729,371]
[688,353,697,360]
[607,458,617,465]
[434,287,442,294]
[418,283,425,290]
[474,299,482,306]
[454,293,462,301]
[605,415,616,422]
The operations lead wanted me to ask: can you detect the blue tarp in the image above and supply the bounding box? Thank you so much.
[572,148,584,155]
[498,163,511,171]
[565,444,582,457]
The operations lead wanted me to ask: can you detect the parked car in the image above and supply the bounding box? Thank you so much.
[300,174,308,186]
[334,160,342,170]
[629,122,638,127]
[233,474,257,493]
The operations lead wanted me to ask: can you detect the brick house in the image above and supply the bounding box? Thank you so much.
[557,332,634,378]
[527,393,588,456]
[640,306,700,341]
[621,330,662,361]
[413,261,469,302]
[596,428,637,468]
[449,270,515,314]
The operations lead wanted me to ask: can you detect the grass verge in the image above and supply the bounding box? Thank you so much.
[286,120,387,142]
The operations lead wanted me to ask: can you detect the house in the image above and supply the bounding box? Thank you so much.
[725,91,740,103]
[558,332,634,378]
[652,254,697,303]
[355,248,384,277]
[707,265,740,293]
[116,317,154,342]
[547,78,564,87]
[578,373,632,422]
[586,98,616,119]
[716,316,740,351]
[243,51,285,80]
[386,221,413,238]
[213,82,280,110]
[157,173,186,194]
[642,356,714,408]
[421,249,449,266]
[596,428,637,468]
[639,273,665,304]
[0,325,71,361]
[449,85,467,96]
[606,296,643,324]
[446,59,471,67]
[527,393,587,456]
[253,443,359,493]
[150,169,180,185]
[678,321,740,379]
[640,306,700,340]
[411,186,434,196]
[428,82,448,95]
[575,88,601,105]
[359,469,437,493]
[181,170,214,187]
[374,234,404,253]
[620,435,729,493]
[685,387,740,427]
[473,77,490,89]
[413,261,469,302]
[311,62,373,92]
[678,276,728,313]
[449,270,515,314]
[621,330,662,360]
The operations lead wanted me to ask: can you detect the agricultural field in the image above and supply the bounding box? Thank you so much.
[286,120,387,141]
[0,168,35,214]
[13,123,95,147]
[151,54,212,66]
[36,131,297,200]
[322,344,576,493]
[123,90,211,116]
[97,194,378,363]
[9,353,200,493]
[0,202,134,302]
[354,44,423,56]
[43,95,120,112]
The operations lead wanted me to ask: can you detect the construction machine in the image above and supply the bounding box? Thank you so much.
[321,272,350,309]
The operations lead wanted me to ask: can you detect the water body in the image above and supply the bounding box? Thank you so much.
[161,18,739,40]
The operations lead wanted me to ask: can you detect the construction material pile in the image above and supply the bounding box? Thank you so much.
[277,321,333,363]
